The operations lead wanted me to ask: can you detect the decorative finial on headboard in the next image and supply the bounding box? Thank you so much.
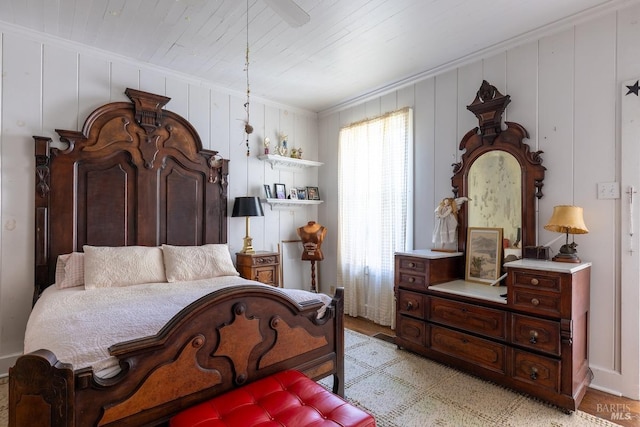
[125,88,171,134]
[466,80,511,138]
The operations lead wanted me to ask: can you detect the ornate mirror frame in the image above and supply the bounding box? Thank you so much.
[451,80,546,253]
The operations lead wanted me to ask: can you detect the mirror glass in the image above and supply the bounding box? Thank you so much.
[468,151,521,246]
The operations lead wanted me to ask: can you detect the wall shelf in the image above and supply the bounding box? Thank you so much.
[258,154,323,171]
[264,198,323,210]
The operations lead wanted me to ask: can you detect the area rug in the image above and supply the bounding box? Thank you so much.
[0,331,621,427]
[318,329,621,427]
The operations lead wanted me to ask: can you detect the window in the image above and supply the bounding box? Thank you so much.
[337,107,413,327]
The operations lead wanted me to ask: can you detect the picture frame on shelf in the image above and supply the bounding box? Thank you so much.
[288,188,298,199]
[306,186,320,200]
[274,183,286,199]
[465,227,503,285]
[264,184,273,199]
[297,188,307,200]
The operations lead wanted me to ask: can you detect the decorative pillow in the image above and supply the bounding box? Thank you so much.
[162,244,239,282]
[55,252,85,289]
[83,245,166,289]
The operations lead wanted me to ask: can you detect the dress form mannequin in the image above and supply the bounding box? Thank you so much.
[297,221,327,291]
[297,221,327,260]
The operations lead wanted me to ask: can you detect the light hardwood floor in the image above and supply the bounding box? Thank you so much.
[344,316,640,427]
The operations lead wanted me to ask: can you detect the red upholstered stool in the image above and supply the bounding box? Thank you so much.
[170,370,375,427]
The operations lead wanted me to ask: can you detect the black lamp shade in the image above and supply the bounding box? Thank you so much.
[232,196,264,217]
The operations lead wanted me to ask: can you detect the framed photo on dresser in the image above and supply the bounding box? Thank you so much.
[465,227,503,285]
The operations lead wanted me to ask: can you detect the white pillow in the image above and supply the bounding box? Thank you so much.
[83,246,166,289]
[162,244,239,282]
[55,252,85,289]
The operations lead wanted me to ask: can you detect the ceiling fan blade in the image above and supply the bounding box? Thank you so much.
[263,0,310,27]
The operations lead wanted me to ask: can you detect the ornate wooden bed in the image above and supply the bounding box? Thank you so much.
[9,88,344,427]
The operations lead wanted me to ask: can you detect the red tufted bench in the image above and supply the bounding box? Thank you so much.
[169,370,376,427]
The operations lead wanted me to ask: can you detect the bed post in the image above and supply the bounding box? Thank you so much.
[33,136,52,305]
[9,350,75,427]
[333,287,345,397]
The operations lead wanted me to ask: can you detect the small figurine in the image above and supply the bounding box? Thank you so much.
[264,137,270,155]
[432,197,469,246]
[278,133,288,156]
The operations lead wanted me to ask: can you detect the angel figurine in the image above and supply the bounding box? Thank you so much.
[432,197,469,246]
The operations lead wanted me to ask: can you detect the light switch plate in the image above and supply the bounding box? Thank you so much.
[597,182,620,199]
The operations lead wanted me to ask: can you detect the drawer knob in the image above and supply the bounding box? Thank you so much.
[530,278,539,285]
[408,277,415,283]
[529,330,539,344]
[406,301,414,311]
[408,262,416,268]
[531,298,540,306]
[530,367,538,380]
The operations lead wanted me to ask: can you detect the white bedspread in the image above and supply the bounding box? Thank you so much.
[24,277,331,378]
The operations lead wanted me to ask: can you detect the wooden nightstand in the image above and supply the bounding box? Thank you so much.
[236,251,280,286]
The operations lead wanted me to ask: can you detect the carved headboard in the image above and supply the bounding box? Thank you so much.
[33,88,229,302]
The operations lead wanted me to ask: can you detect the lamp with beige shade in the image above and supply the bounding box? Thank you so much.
[544,205,589,263]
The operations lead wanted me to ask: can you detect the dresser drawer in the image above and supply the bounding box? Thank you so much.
[395,255,462,290]
[397,256,427,274]
[430,325,506,374]
[397,272,428,291]
[248,254,279,266]
[396,316,426,346]
[511,289,561,317]
[512,270,560,292]
[430,297,506,340]
[511,314,560,356]
[397,289,426,319]
[512,350,560,392]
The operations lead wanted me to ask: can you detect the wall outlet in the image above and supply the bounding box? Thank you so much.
[597,182,620,199]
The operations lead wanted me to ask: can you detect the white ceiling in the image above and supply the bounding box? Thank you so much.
[0,0,635,112]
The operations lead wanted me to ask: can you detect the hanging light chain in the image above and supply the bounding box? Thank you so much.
[243,0,253,156]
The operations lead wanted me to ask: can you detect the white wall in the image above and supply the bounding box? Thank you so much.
[318,5,640,399]
[0,25,320,374]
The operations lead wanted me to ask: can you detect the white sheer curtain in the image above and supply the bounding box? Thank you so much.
[337,108,413,328]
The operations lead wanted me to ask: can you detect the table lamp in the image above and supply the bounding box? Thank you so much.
[232,196,264,254]
[544,205,589,263]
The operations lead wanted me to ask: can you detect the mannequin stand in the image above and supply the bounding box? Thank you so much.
[309,260,317,293]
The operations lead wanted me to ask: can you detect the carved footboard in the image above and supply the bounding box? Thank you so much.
[9,286,344,427]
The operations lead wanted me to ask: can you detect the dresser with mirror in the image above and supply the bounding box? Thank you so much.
[394,81,591,412]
